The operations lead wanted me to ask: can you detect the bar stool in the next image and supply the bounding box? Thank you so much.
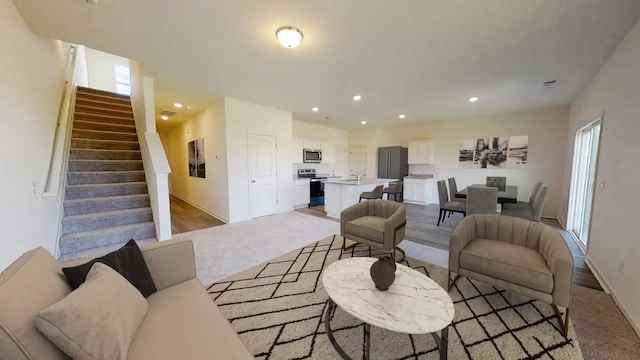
[359,185,384,202]
[382,182,403,202]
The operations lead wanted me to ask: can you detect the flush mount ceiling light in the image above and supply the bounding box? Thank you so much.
[312,107,319,112]
[398,114,406,119]
[468,96,479,103]
[276,26,303,48]
[353,95,362,101]
[361,120,367,125]
[173,102,183,108]
[160,115,169,121]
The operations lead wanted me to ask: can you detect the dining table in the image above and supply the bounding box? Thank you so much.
[457,184,518,204]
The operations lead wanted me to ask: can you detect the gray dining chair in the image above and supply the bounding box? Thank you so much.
[437,180,466,226]
[447,177,464,201]
[466,186,498,215]
[486,176,507,191]
[359,185,384,202]
[502,183,549,221]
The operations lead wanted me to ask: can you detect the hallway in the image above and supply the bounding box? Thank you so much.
[170,195,225,234]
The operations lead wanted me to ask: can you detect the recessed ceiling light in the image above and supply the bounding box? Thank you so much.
[276,26,303,48]
[187,106,191,110]
[398,114,406,119]
[468,96,479,103]
[312,107,319,112]
[160,115,169,121]
[361,120,367,125]
[353,95,362,101]
[173,103,183,108]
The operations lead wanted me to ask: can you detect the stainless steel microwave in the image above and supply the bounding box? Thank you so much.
[303,149,322,163]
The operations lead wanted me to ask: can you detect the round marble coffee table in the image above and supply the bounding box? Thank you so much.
[322,257,454,360]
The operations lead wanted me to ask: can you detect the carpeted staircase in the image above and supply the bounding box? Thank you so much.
[59,87,155,259]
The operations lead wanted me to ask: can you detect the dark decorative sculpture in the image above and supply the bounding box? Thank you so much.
[369,257,396,291]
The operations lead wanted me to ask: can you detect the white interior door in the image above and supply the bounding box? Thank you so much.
[349,146,367,177]
[249,134,278,218]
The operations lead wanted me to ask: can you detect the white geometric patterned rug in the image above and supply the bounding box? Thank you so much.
[208,235,583,359]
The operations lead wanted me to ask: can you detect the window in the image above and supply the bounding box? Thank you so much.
[567,116,602,250]
[114,64,131,95]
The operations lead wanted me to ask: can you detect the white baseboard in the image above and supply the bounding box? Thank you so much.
[585,256,640,337]
[584,256,611,294]
[170,194,229,224]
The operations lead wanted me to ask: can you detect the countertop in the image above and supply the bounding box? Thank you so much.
[404,174,434,179]
[325,178,390,186]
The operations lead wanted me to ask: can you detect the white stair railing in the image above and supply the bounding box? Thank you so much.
[42,44,78,198]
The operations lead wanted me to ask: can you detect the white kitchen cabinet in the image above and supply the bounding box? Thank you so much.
[293,179,310,208]
[403,177,432,205]
[292,137,304,163]
[321,141,335,163]
[408,140,435,164]
[303,139,322,150]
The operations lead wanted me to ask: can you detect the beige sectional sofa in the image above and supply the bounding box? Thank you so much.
[0,239,254,360]
[448,214,574,335]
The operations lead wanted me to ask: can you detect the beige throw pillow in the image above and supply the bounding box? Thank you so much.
[36,262,149,360]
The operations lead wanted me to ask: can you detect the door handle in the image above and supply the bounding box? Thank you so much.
[252,180,256,183]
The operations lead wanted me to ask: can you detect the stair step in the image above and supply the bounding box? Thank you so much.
[62,208,154,234]
[68,160,144,172]
[58,238,158,263]
[72,128,138,142]
[65,181,147,199]
[59,222,156,254]
[75,97,132,112]
[75,104,133,118]
[64,194,150,216]
[74,112,135,126]
[73,120,136,134]
[67,170,145,185]
[71,138,140,151]
[75,91,131,106]
[77,86,130,100]
[69,149,141,160]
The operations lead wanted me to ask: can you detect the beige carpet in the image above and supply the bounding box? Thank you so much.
[208,235,583,359]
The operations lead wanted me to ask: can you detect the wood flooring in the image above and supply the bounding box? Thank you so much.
[170,195,226,234]
[295,203,603,291]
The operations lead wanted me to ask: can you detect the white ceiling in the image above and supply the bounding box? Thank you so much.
[14,0,640,130]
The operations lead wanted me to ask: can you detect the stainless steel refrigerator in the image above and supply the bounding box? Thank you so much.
[377,146,409,180]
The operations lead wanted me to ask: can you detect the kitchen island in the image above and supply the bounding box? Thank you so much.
[324,178,390,219]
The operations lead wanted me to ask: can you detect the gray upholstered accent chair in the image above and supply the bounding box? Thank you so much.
[502,183,549,221]
[383,182,403,202]
[359,185,384,202]
[466,186,498,215]
[448,214,574,335]
[437,180,466,226]
[486,176,507,191]
[340,199,406,261]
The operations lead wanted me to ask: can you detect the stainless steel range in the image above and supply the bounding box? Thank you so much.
[297,169,327,206]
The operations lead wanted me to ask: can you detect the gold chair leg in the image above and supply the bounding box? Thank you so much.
[447,270,460,292]
[552,304,570,337]
[393,247,406,263]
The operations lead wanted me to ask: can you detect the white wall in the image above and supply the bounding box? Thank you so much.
[0,1,69,269]
[84,47,129,93]
[161,99,230,222]
[560,19,640,332]
[349,106,570,216]
[292,120,349,177]
[225,98,293,222]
